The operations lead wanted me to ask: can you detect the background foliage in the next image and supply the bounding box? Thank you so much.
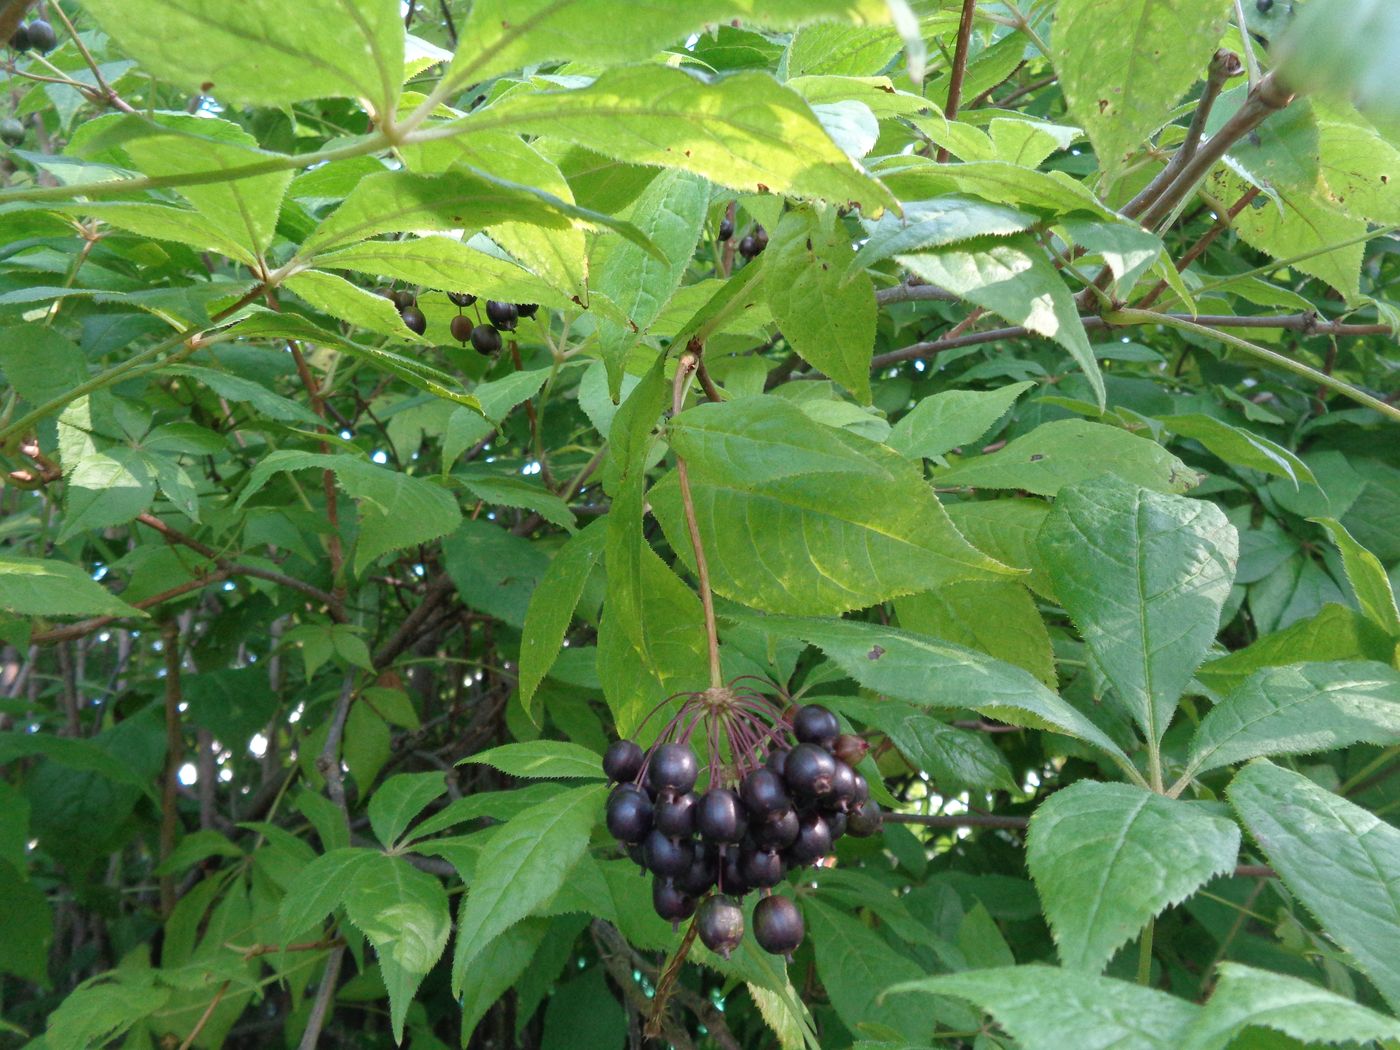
[2,0,1400,1047]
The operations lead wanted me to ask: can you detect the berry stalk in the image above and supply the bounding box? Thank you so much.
[671,346,723,688]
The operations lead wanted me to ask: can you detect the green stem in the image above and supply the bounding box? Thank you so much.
[1106,309,1400,423]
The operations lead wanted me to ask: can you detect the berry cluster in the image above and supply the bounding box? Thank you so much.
[10,18,56,53]
[738,225,768,262]
[603,696,882,960]
[379,287,538,354]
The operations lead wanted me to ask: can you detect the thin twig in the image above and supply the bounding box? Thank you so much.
[159,621,184,918]
[296,946,345,1050]
[935,0,979,163]
[1135,186,1260,309]
[671,347,722,689]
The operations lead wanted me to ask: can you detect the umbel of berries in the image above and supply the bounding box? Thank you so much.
[601,691,882,954]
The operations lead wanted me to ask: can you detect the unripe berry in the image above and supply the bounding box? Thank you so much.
[449,314,474,343]
[833,733,869,766]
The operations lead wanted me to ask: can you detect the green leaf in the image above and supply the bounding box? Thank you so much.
[473,368,552,426]
[1179,962,1400,1050]
[79,0,404,112]
[285,269,429,343]
[766,207,876,402]
[879,156,1118,221]
[459,742,606,781]
[0,859,53,983]
[344,853,451,973]
[1061,218,1163,289]
[447,0,890,94]
[849,196,1037,277]
[835,695,1017,792]
[277,847,378,941]
[894,579,1056,687]
[750,615,1136,773]
[1054,0,1233,174]
[899,234,1105,407]
[887,965,1201,1050]
[368,773,448,849]
[315,236,569,312]
[1228,760,1400,1013]
[0,324,85,412]
[1185,661,1400,777]
[443,519,550,629]
[0,556,141,619]
[1160,413,1316,488]
[805,897,941,1043]
[450,783,604,991]
[936,420,1196,496]
[300,170,571,258]
[1038,477,1237,750]
[519,521,607,714]
[463,66,891,210]
[593,169,710,396]
[1026,781,1239,973]
[654,396,1016,616]
[1312,517,1400,635]
[236,451,462,575]
[458,919,551,1046]
[165,365,323,425]
[947,498,1058,599]
[887,381,1035,461]
[46,979,172,1050]
[460,474,575,533]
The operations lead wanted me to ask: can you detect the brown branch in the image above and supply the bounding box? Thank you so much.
[1135,186,1261,309]
[159,621,184,918]
[935,0,979,162]
[994,72,1057,108]
[31,571,232,645]
[295,946,345,1050]
[177,980,231,1050]
[876,282,959,306]
[315,672,359,825]
[646,916,702,1040]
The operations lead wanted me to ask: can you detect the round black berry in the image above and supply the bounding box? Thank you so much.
[9,24,28,50]
[399,305,427,336]
[697,895,745,959]
[643,829,693,879]
[738,234,757,259]
[647,743,698,795]
[697,788,746,845]
[766,749,789,778]
[793,705,840,748]
[851,772,870,806]
[1256,0,1273,10]
[752,807,799,850]
[603,739,644,783]
[719,849,751,897]
[653,878,696,923]
[784,743,837,800]
[677,842,718,897]
[516,303,539,318]
[449,314,473,343]
[718,217,734,241]
[25,20,55,53]
[626,840,647,870]
[447,291,476,307]
[655,791,699,838]
[752,225,769,251]
[788,811,832,865]
[0,118,23,147]
[606,784,653,844]
[485,300,518,331]
[826,810,848,840]
[740,768,790,821]
[833,733,869,767]
[826,760,858,812]
[390,289,416,310]
[470,323,502,356]
[847,799,883,838]
[753,894,804,955]
[741,846,785,888]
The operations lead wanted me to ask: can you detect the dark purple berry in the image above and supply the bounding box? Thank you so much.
[626,841,647,870]
[766,749,789,778]
[719,850,751,897]
[653,878,696,924]
[752,225,769,251]
[9,24,29,50]
[677,843,718,897]
[741,847,785,888]
[399,305,427,336]
[486,300,518,331]
[847,799,883,838]
[718,217,734,241]
[603,739,644,783]
[697,895,745,959]
[740,768,790,821]
[752,807,799,850]
[697,788,746,845]
[647,743,698,795]
[390,289,416,310]
[449,314,473,343]
[25,19,55,53]
[0,118,23,147]
[738,234,757,259]
[788,811,832,865]
[833,733,869,766]
[516,303,539,318]
[826,810,848,840]
[470,324,502,356]
[643,829,692,879]
[447,291,476,307]
[606,784,653,844]
[753,895,804,955]
[655,791,699,838]
[785,743,837,800]
[826,760,858,812]
[793,705,840,748]
[851,772,869,806]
